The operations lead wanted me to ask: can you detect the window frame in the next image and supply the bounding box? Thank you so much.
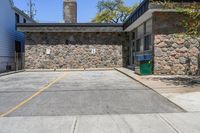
[15,13,20,30]
[143,19,152,51]
[136,39,141,52]
[23,18,26,23]
[144,34,151,51]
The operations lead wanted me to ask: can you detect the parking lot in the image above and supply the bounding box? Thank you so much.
[0,70,183,117]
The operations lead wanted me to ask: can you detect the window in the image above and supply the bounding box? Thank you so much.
[144,22,147,35]
[15,13,20,23]
[137,24,144,38]
[144,35,151,51]
[23,18,26,23]
[132,41,135,52]
[136,39,141,52]
[132,41,135,63]
[132,32,135,40]
[15,13,20,30]
[145,19,152,34]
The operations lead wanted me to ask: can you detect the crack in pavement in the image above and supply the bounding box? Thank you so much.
[71,117,78,133]
[158,114,182,133]
[106,105,135,133]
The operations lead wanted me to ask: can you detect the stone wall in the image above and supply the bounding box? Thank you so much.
[25,32,129,69]
[154,35,200,75]
[153,12,185,35]
[153,12,200,75]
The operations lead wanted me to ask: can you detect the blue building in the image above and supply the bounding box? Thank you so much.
[0,0,35,73]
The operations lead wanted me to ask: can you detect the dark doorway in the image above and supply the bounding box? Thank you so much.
[15,41,24,70]
[15,41,21,53]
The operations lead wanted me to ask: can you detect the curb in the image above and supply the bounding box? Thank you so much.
[25,69,84,72]
[115,68,187,112]
[114,68,149,88]
[85,68,114,71]
[0,70,25,77]
[25,68,115,72]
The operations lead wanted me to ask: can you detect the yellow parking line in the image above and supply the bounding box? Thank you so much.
[0,72,67,117]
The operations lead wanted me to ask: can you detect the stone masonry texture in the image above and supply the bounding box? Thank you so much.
[25,32,129,69]
[63,0,77,23]
[154,34,200,75]
[153,12,200,75]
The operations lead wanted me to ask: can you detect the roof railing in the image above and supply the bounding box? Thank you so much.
[123,0,200,30]
[123,0,149,30]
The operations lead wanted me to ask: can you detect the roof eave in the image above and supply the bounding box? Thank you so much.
[12,6,36,23]
[17,23,125,33]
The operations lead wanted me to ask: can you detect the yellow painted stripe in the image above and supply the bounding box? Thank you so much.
[1,73,67,117]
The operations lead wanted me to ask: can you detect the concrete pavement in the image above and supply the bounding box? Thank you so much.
[0,70,183,117]
[115,68,200,112]
[0,72,62,114]
[0,112,200,133]
[0,70,196,132]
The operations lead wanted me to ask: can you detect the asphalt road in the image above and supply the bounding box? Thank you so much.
[0,70,183,117]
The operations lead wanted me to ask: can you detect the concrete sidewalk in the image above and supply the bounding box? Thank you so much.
[115,68,200,112]
[0,112,200,133]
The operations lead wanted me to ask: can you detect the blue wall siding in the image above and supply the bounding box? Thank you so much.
[0,0,31,72]
[0,0,15,72]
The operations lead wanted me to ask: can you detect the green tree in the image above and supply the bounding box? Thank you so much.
[92,0,138,23]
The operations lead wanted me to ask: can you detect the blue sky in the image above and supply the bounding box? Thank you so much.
[13,0,140,22]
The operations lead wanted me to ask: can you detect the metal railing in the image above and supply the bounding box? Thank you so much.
[123,0,149,30]
[123,0,200,30]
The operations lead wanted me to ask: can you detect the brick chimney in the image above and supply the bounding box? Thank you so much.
[63,0,77,23]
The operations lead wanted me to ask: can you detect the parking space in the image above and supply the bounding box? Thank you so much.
[0,72,62,114]
[0,70,183,117]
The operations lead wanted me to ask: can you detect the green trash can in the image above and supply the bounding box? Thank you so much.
[135,54,152,75]
[140,61,152,75]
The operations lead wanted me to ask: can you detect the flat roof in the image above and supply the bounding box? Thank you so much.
[17,23,124,32]
[124,0,200,30]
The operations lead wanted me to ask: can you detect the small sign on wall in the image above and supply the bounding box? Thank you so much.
[46,49,51,55]
[91,48,96,54]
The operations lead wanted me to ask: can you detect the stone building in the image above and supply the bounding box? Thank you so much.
[124,0,200,75]
[19,24,129,69]
[17,0,200,75]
